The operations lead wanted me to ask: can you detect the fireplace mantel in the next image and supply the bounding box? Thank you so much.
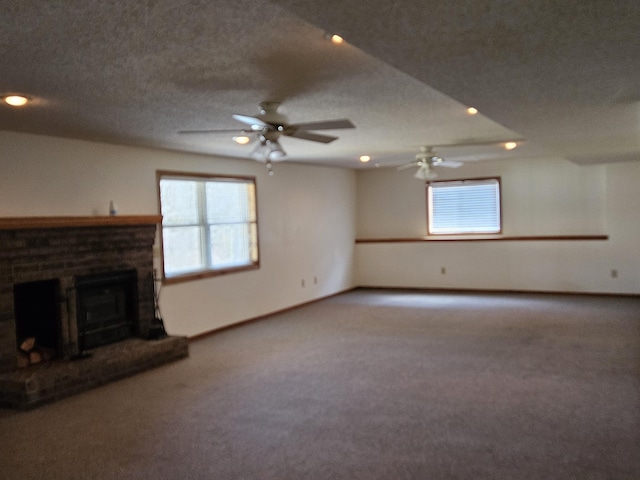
[0,215,162,230]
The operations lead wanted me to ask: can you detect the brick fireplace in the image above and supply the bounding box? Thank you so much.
[0,216,188,409]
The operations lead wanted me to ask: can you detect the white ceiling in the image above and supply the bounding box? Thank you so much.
[1,1,638,169]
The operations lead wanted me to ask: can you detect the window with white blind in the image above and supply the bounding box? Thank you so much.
[158,171,259,282]
[427,178,501,235]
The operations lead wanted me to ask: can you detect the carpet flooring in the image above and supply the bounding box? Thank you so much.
[1,288,639,479]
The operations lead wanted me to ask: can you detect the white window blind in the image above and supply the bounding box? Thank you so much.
[428,178,501,234]
[159,174,258,279]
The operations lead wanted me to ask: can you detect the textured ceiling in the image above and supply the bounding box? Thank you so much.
[1,1,638,169]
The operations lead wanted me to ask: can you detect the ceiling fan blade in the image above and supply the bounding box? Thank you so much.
[232,114,272,130]
[290,119,355,131]
[397,161,421,171]
[439,160,464,168]
[287,130,338,143]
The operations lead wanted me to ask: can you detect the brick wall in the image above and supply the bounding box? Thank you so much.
[0,222,158,373]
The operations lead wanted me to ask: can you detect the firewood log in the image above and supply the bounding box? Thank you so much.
[20,337,36,353]
[29,350,43,364]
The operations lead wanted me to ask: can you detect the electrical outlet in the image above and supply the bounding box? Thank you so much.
[441,267,446,275]
[301,279,305,287]
[314,276,318,285]
[611,269,618,278]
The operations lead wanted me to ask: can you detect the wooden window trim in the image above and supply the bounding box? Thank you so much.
[156,170,260,284]
[426,176,502,236]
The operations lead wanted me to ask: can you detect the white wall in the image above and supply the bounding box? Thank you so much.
[0,131,357,336]
[355,156,640,294]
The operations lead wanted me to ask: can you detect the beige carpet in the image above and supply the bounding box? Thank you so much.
[1,288,639,479]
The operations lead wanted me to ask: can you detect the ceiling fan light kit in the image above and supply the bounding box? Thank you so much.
[250,139,286,161]
[414,164,438,180]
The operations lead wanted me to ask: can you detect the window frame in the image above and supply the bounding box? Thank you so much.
[156,170,260,284]
[426,176,503,236]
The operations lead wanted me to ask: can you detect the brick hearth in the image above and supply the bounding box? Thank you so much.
[0,216,189,409]
[0,336,188,409]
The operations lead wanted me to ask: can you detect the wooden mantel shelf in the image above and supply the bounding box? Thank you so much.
[0,215,162,230]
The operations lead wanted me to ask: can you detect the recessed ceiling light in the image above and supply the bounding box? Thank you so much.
[331,34,344,44]
[466,107,478,115]
[4,95,29,107]
[504,141,518,150]
[359,155,371,163]
[233,135,251,145]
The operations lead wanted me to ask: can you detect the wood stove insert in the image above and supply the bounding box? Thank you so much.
[75,269,138,352]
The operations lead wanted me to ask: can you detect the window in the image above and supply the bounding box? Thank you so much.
[427,177,501,235]
[158,171,259,282]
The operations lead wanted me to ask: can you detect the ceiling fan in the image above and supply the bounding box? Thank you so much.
[397,146,463,180]
[397,140,525,180]
[179,101,355,173]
